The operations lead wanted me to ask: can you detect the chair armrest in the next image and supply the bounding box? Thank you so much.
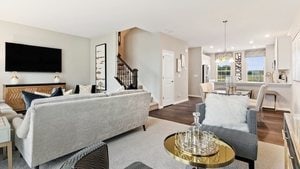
[246,109,257,134]
[195,103,206,123]
[60,141,109,169]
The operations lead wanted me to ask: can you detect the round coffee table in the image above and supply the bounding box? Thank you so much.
[164,133,235,169]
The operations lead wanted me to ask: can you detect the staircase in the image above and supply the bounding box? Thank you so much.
[115,54,138,89]
[115,54,159,111]
[149,98,159,111]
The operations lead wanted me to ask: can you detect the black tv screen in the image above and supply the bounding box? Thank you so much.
[5,42,62,72]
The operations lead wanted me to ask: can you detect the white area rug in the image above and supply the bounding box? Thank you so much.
[0,117,284,169]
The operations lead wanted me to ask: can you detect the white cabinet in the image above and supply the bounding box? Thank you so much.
[292,32,300,81]
[275,36,292,70]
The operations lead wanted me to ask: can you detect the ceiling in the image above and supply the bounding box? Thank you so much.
[0,0,300,53]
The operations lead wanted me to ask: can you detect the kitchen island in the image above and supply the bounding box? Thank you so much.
[214,82,292,111]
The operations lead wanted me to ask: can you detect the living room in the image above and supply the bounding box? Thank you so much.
[0,0,300,169]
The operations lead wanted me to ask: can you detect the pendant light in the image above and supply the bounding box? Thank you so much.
[216,20,234,63]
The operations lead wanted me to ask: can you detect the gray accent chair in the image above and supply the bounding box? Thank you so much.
[61,141,152,169]
[60,141,109,169]
[196,103,258,169]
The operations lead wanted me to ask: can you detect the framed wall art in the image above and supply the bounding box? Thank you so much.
[95,43,107,91]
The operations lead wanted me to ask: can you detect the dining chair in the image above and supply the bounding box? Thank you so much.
[248,84,268,121]
[199,82,214,101]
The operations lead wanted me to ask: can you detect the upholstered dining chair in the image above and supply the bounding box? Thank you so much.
[248,84,268,121]
[199,82,214,100]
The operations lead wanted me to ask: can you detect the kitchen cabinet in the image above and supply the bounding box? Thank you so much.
[275,36,292,70]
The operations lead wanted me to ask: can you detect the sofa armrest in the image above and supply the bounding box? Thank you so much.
[246,109,257,134]
[195,103,206,123]
[12,111,31,139]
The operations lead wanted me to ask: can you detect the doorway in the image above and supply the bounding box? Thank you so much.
[162,50,175,107]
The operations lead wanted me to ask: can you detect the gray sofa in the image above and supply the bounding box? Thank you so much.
[13,90,151,168]
[196,103,258,169]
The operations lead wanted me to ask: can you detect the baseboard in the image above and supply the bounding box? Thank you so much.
[262,106,291,112]
[188,95,202,98]
[174,98,189,105]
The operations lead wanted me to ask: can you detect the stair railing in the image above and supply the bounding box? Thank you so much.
[115,54,138,89]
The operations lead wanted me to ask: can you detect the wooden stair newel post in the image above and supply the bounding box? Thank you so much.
[132,69,138,89]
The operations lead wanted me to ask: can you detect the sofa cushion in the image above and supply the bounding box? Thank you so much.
[22,91,48,110]
[111,89,145,96]
[200,124,257,161]
[31,93,107,107]
[203,94,249,131]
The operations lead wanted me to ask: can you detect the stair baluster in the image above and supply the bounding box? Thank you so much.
[115,54,138,89]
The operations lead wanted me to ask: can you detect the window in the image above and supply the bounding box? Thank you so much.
[217,59,231,82]
[246,56,265,82]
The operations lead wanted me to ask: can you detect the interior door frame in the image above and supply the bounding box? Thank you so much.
[162,50,175,107]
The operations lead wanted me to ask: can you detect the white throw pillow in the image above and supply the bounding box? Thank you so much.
[79,85,92,94]
[34,91,51,97]
[63,89,73,95]
[203,94,249,131]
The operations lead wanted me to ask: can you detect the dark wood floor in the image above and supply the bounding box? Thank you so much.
[150,97,284,146]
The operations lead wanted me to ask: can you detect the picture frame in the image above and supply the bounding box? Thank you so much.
[95,43,107,91]
[180,54,185,68]
[177,59,182,72]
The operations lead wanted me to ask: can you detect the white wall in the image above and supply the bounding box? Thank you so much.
[289,11,300,114]
[124,28,161,103]
[90,33,121,92]
[0,20,90,98]
[202,54,211,65]
[124,28,189,106]
[160,33,189,103]
[188,47,202,96]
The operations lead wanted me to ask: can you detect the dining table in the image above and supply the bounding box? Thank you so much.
[211,89,252,97]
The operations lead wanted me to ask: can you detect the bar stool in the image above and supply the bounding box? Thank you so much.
[265,90,278,111]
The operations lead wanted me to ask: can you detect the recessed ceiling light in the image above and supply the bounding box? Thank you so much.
[231,46,235,50]
[265,34,270,38]
[249,40,254,44]
[252,45,256,48]
[217,49,221,52]
[210,46,214,49]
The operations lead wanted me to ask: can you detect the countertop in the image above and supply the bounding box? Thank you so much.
[214,82,292,87]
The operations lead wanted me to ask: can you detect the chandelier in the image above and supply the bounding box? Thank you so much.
[215,20,234,63]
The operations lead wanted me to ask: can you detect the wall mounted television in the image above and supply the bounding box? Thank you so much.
[5,42,62,72]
